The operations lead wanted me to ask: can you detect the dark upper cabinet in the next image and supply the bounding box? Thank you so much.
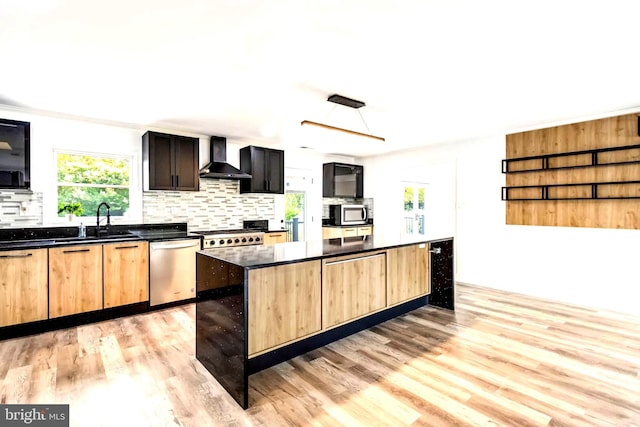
[142,131,199,191]
[239,146,284,194]
[323,162,363,198]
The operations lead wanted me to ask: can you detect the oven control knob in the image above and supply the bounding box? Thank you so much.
[234,238,240,243]
[248,237,254,242]
[241,238,247,243]
[219,239,224,245]
[255,237,261,242]
[227,239,232,244]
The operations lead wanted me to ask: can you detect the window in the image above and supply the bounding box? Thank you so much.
[402,182,427,235]
[56,152,132,218]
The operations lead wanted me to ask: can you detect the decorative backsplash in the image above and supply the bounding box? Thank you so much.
[143,179,275,231]
[0,191,43,229]
[0,180,275,231]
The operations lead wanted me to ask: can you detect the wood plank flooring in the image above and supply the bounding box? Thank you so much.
[2,283,640,426]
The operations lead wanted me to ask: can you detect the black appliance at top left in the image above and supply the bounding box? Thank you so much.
[0,118,30,190]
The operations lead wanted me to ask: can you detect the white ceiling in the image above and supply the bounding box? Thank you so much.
[1,0,639,157]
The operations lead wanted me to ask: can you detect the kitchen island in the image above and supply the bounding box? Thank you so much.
[195,235,454,408]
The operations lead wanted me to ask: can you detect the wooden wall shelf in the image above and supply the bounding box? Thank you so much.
[502,144,640,173]
[502,181,640,201]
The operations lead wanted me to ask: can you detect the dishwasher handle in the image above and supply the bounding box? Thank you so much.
[150,240,200,250]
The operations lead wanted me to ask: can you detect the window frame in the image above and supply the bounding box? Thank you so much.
[50,149,140,225]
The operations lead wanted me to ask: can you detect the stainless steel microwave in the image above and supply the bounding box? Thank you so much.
[329,204,368,225]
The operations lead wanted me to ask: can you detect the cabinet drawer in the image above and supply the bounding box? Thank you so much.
[263,232,287,245]
[341,227,358,237]
[357,226,373,236]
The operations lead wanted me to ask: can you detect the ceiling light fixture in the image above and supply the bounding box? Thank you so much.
[301,94,385,142]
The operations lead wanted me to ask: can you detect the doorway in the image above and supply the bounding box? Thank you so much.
[285,191,305,241]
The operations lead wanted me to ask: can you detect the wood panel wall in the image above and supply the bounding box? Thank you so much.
[505,112,640,228]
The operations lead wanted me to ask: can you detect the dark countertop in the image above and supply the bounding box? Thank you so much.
[0,222,200,251]
[197,234,452,269]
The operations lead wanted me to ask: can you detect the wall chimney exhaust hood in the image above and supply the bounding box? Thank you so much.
[199,136,251,179]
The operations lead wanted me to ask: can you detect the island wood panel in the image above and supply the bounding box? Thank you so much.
[103,241,149,308]
[0,249,48,327]
[506,112,640,228]
[322,251,387,329]
[248,260,321,356]
[387,244,430,306]
[49,245,103,318]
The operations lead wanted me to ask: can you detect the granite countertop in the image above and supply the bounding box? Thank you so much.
[0,223,200,251]
[197,234,452,269]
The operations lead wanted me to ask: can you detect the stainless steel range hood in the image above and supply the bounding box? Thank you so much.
[199,136,251,179]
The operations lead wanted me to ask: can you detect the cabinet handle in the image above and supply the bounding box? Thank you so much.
[268,234,283,237]
[63,249,90,253]
[325,252,385,266]
[0,253,33,258]
[171,175,174,187]
[115,245,139,250]
[176,176,179,187]
[429,247,442,254]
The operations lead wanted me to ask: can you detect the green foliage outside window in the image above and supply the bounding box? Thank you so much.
[285,193,304,220]
[57,153,130,217]
[404,187,413,211]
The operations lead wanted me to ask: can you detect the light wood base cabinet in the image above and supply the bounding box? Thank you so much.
[322,225,373,239]
[248,260,321,355]
[387,243,430,306]
[322,251,387,329]
[0,249,48,327]
[103,241,149,308]
[263,231,287,245]
[49,245,103,318]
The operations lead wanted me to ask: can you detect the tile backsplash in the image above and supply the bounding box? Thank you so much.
[0,191,43,228]
[143,179,275,231]
[0,180,275,231]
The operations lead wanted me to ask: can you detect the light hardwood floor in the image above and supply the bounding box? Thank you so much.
[1,283,640,426]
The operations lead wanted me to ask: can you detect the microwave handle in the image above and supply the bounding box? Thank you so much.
[362,207,367,221]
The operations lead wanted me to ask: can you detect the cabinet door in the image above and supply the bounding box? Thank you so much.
[387,244,430,306]
[145,132,174,190]
[103,241,149,308]
[0,249,48,327]
[248,261,321,355]
[250,147,267,192]
[49,245,103,318]
[266,149,284,193]
[174,136,199,191]
[322,251,386,328]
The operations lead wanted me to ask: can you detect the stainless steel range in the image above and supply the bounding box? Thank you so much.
[193,229,265,248]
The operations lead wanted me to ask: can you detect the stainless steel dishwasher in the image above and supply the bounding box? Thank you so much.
[149,239,200,306]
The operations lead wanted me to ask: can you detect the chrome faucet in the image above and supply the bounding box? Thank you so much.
[96,202,111,236]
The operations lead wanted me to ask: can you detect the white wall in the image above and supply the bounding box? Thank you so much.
[364,136,640,316]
